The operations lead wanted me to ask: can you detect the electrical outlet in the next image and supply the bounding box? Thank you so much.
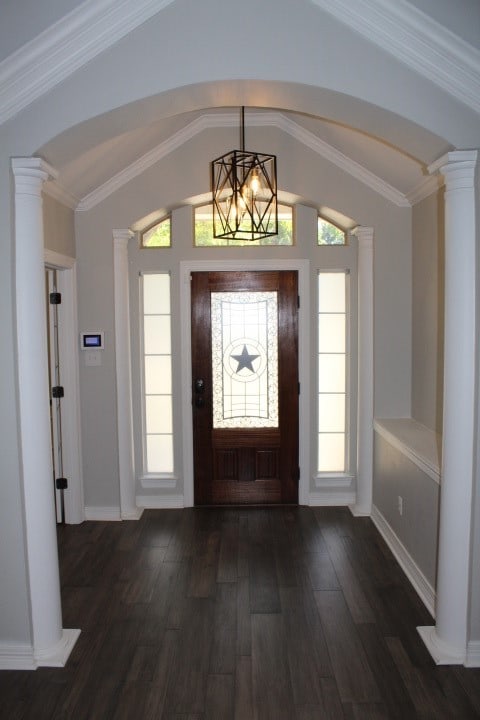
[398,495,404,516]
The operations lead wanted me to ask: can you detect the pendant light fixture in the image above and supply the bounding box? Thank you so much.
[211,107,278,241]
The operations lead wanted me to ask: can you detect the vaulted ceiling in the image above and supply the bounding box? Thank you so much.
[1,0,479,212]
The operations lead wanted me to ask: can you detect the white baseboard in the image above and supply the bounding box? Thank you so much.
[35,628,81,667]
[371,504,436,618]
[308,491,356,506]
[466,641,480,667]
[0,642,36,670]
[136,494,184,509]
[0,628,81,670]
[121,507,144,520]
[84,506,121,521]
[417,625,466,665]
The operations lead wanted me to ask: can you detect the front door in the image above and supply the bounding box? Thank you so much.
[191,270,299,505]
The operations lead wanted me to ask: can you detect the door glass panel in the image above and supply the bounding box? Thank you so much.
[211,291,278,428]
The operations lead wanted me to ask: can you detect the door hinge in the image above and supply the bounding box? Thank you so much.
[297,295,300,309]
[55,477,68,490]
[297,467,300,482]
[49,292,62,305]
[52,386,64,398]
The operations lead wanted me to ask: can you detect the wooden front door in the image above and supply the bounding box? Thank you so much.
[191,270,299,505]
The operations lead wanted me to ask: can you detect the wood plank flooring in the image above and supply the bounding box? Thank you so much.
[1,506,480,719]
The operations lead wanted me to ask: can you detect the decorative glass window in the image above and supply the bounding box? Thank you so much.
[318,216,346,246]
[211,291,278,428]
[195,203,293,246]
[142,273,174,473]
[141,216,171,248]
[317,272,348,472]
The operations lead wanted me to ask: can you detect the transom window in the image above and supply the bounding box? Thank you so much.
[195,203,293,246]
[141,216,171,248]
[318,216,346,245]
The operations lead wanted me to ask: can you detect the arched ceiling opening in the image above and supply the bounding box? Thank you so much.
[39,80,452,213]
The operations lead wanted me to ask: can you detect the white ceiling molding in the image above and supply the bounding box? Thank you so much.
[406,174,444,206]
[76,111,410,211]
[0,0,175,125]
[43,180,79,210]
[310,0,480,115]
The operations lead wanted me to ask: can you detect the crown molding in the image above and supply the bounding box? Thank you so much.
[310,0,480,115]
[43,180,79,210]
[406,174,444,205]
[0,0,175,125]
[77,111,410,211]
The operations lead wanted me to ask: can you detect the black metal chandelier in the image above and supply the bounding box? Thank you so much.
[211,107,278,241]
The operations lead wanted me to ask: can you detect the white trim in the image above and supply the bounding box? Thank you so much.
[371,504,436,618]
[314,473,355,489]
[465,641,480,668]
[140,475,178,489]
[180,259,310,508]
[374,418,441,485]
[84,506,121,521]
[0,643,36,670]
[309,491,356,506]
[1,0,477,126]
[352,227,374,516]
[53,261,85,523]
[417,626,466,666]
[43,181,79,210]
[0,0,175,125]
[35,628,81,668]
[310,0,480,115]
[406,174,444,205]
[44,249,75,269]
[77,112,410,211]
[136,494,184,509]
[113,230,140,520]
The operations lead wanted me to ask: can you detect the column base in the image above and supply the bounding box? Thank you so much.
[35,628,81,668]
[417,626,466,665]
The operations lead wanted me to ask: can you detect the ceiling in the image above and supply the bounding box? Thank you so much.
[2,0,478,212]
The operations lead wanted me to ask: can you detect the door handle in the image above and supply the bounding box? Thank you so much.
[194,378,205,393]
[195,396,205,408]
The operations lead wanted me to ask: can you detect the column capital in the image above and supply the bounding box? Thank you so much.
[12,157,58,188]
[352,226,374,249]
[428,150,478,189]
[113,229,134,248]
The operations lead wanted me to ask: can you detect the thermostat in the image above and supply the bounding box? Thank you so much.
[80,332,104,350]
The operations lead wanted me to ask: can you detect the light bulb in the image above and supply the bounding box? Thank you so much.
[250,172,260,195]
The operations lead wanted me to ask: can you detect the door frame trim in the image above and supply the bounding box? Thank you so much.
[180,259,310,507]
[44,250,85,523]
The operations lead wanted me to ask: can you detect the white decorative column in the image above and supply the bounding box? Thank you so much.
[113,230,142,520]
[12,158,80,666]
[418,150,478,664]
[351,227,374,516]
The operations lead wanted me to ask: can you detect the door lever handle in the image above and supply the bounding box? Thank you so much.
[194,378,205,393]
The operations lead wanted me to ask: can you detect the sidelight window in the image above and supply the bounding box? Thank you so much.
[142,273,174,473]
[317,271,348,472]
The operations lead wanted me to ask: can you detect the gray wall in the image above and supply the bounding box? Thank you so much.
[412,192,444,433]
[373,433,439,589]
[43,193,76,258]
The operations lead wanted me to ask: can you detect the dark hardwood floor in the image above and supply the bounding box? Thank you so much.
[1,506,479,719]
